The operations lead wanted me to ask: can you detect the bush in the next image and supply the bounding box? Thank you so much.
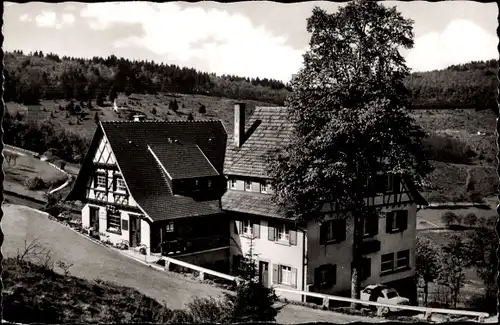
[464,213,478,227]
[198,104,206,114]
[151,107,157,115]
[225,281,279,323]
[185,296,233,324]
[24,176,47,191]
[187,112,194,121]
[441,211,457,227]
[465,294,497,314]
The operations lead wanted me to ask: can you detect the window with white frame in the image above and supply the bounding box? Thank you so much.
[107,212,121,234]
[244,180,252,191]
[260,182,269,194]
[96,174,106,188]
[116,177,126,192]
[381,253,394,274]
[230,179,237,189]
[242,220,253,235]
[277,223,290,242]
[279,265,292,285]
[166,221,174,233]
[396,250,410,269]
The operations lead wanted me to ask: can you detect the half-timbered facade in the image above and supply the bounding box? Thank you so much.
[66,120,230,271]
[222,104,427,303]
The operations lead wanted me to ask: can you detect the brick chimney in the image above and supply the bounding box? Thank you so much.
[234,103,246,147]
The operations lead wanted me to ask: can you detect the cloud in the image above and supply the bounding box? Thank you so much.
[80,2,304,82]
[34,11,75,29]
[19,14,32,22]
[406,19,497,72]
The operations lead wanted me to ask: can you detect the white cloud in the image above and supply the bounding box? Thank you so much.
[80,3,304,82]
[35,11,57,27]
[34,11,75,29]
[19,14,32,22]
[406,19,497,72]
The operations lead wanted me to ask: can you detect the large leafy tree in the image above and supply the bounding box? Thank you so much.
[267,0,432,304]
[415,237,439,306]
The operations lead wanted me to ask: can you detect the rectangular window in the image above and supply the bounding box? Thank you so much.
[381,253,394,274]
[276,223,290,242]
[116,177,126,192]
[166,222,174,233]
[107,212,121,234]
[363,215,378,237]
[243,220,253,235]
[230,179,237,189]
[320,218,347,244]
[279,265,292,285]
[260,182,269,194]
[207,179,212,188]
[96,174,106,188]
[386,174,394,193]
[396,250,410,269]
[315,264,337,288]
[244,180,252,191]
[386,210,408,233]
[121,219,129,231]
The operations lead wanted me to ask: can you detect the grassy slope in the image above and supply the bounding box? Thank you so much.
[6,96,498,203]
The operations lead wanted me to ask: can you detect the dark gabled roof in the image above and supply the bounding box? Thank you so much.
[67,120,227,221]
[149,142,219,179]
[224,107,293,178]
[221,190,290,220]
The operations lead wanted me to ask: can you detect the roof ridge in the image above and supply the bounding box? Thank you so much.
[101,119,222,124]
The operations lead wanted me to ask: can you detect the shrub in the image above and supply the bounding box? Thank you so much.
[185,296,233,324]
[465,294,497,314]
[441,211,457,227]
[198,104,206,114]
[187,112,194,121]
[151,107,157,115]
[464,213,478,227]
[24,176,46,191]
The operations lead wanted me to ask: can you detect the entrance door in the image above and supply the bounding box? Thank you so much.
[129,215,141,247]
[89,207,99,231]
[259,261,269,287]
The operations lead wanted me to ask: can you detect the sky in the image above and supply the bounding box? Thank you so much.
[4,1,498,83]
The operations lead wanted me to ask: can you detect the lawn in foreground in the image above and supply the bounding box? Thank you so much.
[2,204,381,324]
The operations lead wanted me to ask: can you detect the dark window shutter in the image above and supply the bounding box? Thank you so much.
[314,267,321,287]
[331,264,337,286]
[113,175,117,191]
[122,219,128,231]
[268,222,275,241]
[338,220,346,242]
[289,229,297,245]
[397,211,408,231]
[393,175,401,193]
[319,222,327,245]
[253,222,260,238]
[386,212,393,233]
[272,264,279,284]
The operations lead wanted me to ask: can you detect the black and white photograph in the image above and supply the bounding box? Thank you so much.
[1,1,499,324]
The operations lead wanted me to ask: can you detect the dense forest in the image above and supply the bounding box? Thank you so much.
[3,50,498,108]
[4,50,291,106]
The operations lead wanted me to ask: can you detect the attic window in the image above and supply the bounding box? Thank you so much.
[208,179,212,188]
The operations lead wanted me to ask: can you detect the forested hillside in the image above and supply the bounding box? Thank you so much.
[4,50,291,106]
[4,50,497,109]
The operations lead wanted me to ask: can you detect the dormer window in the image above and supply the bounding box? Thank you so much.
[244,180,252,192]
[260,182,269,194]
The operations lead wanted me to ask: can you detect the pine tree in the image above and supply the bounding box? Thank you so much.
[187,112,194,121]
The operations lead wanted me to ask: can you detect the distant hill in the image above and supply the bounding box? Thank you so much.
[3,50,498,109]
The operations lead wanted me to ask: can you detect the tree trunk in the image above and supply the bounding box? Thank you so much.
[350,212,362,308]
[424,283,429,306]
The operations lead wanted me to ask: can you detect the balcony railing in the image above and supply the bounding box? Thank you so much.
[161,235,229,256]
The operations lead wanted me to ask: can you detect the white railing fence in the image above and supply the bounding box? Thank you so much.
[152,255,489,323]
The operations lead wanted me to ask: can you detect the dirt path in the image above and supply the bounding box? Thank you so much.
[3,204,380,324]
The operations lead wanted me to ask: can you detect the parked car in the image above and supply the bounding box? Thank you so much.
[360,284,410,312]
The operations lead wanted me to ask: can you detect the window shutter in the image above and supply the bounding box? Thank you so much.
[234,220,241,235]
[289,229,297,246]
[314,267,321,287]
[121,219,128,231]
[393,175,401,193]
[113,175,117,191]
[319,223,327,245]
[291,267,297,288]
[386,212,393,233]
[339,220,346,242]
[268,222,275,241]
[272,264,279,284]
[253,222,260,238]
[398,211,408,231]
[331,264,337,286]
